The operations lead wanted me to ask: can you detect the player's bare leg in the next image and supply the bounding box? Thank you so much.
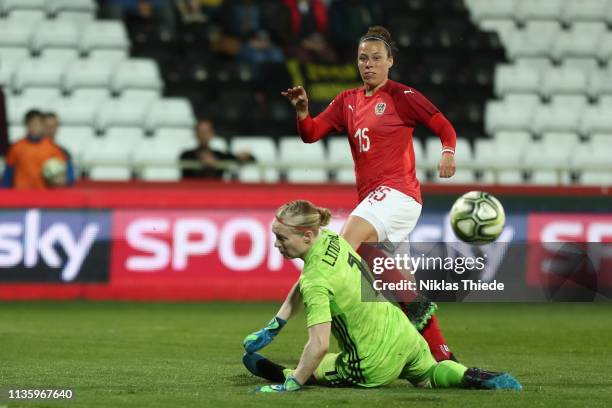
[341,215,457,362]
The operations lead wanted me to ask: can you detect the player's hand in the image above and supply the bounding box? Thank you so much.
[255,376,302,393]
[438,153,456,178]
[243,316,287,353]
[281,86,309,119]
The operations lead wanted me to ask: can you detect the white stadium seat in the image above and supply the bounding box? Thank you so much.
[56,10,95,28]
[522,141,572,172]
[232,136,279,183]
[110,58,162,93]
[0,0,46,13]
[465,0,518,22]
[327,136,353,166]
[55,92,108,126]
[40,48,80,65]
[580,171,612,186]
[497,170,525,185]
[485,100,534,134]
[6,93,55,124]
[80,21,129,54]
[597,33,612,61]
[515,0,565,23]
[541,67,587,97]
[0,20,33,48]
[144,98,195,132]
[590,133,612,149]
[103,127,145,148]
[579,105,612,135]
[550,95,588,112]
[153,128,197,151]
[528,170,568,185]
[473,138,497,168]
[506,21,561,60]
[562,0,609,23]
[83,138,132,180]
[279,137,328,183]
[8,125,24,142]
[570,143,611,172]
[12,57,69,91]
[588,68,612,98]
[47,0,97,14]
[95,97,152,131]
[433,169,476,184]
[532,104,582,135]
[5,9,46,23]
[133,137,183,181]
[494,64,540,96]
[31,20,80,52]
[552,22,607,59]
[515,57,553,75]
[561,58,600,76]
[541,131,580,149]
[20,87,62,101]
[63,57,118,92]
[0,48,29,87]
[54,126,96,159]
[88,49,128,64]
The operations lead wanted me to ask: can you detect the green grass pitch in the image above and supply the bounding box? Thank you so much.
[1,302,611,407]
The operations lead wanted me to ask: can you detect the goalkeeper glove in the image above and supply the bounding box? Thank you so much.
[243,316,287,353]
[255,376,302,393]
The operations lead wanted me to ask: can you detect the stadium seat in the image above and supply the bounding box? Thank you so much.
[120,89,159,105]
[528,170,567,185]
[40,48,80,65]
[562,0,609,23]
[20,87,62,101]
[550,94,588,111]
[0,0,46,13]
[465,0,518,22]
[473,138,497,168]
[6,93,55,124]
[0,20,34,48]
[31,20,80,52]
[95,97,152,131]
[541,67,587,97]
[588,68,612,98]
[552,22,607,60]
[597,33,612,61]
[0,48,29,87]
[55,10,95,28]
[103,127,145,148]
[570,143,610,173]
[522,141,571,172]
[231,136,279,183]
[4,9,46,23]
[88,49,128,64]
[492,131,529,168]
[590,133,612,149]
[579,105,612,135]
[541,131,580,148]
[496,170,525,185]
[335,168,356,184]
[515,0,565,23]
[579,171,612,186]
[54,91,108,126]
[561,58,600,76]
[83,138,132,180]
[46,0,97,15]
[327,137,353,167]
[54,125,96,159]
[532,104,582,135]
[485,100,534,134]
[494,64,540,96]
[506,21,561,60]
[279,137,328,183]
[515,57,553,75]
[12,57,69,91]
[110,58,162,94]
[143,98,195,132]
[63,57,118,92]
[80,21,129,54]
[153,128,197,153]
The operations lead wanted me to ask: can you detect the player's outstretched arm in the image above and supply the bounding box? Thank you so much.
[255,322,331,393]
[438,151,456,178]
[281,86,309,120]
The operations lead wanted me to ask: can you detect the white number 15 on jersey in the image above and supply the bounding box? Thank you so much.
[354,128,370,152]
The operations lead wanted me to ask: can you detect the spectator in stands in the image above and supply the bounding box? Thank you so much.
[328,0,383,60]
[278,0,337,63]
[43,113,76,186]
[174,0,208,23]
[1,110,70,190]
[100,0,176,33]
[180,118,255,179]
[213,0,284,63]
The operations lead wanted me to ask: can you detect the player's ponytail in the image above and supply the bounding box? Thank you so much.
[359,26,398,58]
[275,200,332,235]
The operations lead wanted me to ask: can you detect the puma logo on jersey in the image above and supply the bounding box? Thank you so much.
[404,89,415,94]
[348,104,354,112]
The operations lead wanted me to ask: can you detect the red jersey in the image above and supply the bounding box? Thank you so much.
[298,80,456,204]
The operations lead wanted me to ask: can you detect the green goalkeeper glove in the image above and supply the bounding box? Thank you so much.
[255,376,302,393]
[243,316,287,353]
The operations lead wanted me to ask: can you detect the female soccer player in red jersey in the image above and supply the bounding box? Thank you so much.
[244,26,458,362]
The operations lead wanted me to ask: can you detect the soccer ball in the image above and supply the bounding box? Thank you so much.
[42,157,67,186]
[450,191,505,244]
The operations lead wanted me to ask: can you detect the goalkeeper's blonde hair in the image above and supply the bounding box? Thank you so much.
[275,200,332,235]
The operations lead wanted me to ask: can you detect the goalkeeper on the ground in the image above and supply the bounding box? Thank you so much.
[242,200,521,392]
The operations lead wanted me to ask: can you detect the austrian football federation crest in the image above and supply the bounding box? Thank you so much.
[375,102,386,116]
